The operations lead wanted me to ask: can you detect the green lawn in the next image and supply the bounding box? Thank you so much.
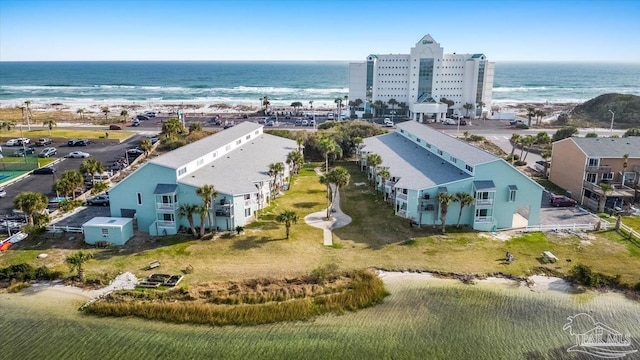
[2,162,640,287]
[1,128,133,141]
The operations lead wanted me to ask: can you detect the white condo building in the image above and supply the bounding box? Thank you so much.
[349,34,495,122]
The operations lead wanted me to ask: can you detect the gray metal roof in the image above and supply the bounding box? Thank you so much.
[154,184,178,194]
[150,122,263,169]
[473,180,495,191]
[571,137,640,158]
[178,133,297,195]
[362,132,471,190]
[396,122,498,166]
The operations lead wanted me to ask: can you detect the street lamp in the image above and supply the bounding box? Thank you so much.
[608,110,615,135]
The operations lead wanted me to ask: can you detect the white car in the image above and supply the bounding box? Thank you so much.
[443,119,457,125]
[67,151,90,158]
[0,188,6,198]
[5,139,19,146]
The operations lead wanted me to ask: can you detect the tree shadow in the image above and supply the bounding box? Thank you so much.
[232,236,282,250]
[293,202,319,209]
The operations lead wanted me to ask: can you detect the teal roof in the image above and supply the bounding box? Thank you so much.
[471,54,484,59]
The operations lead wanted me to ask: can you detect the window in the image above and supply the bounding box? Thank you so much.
[236,139,241,145]
[509,190,516,202]
[449,156,457,163]
[588,158,599,167]
[196,158,204,166]
[158,213,174,221]
[246,135,251,140]
[602,172,614,180]
[137,193,142,205]
[245,208,251,217]
[465,164,473,172]
[244,194,251,200]
[586,173,597,183]
[437,149,443,156]
[177,167,187,176]
[101,228,109,235]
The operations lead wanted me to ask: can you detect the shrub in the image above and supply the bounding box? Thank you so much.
[32,212,51,227]
[362,113,373,119]
[514,160,527,166]
[318,121,337,130]
[585,132,598,138]
[552,126,578,141]
[624,128,640,137]
[569,264,626,289]
[515,123,529,129]
[0,263,36,281]
[309,263,340,285]
[59,199,83,213]
[7,280,30,293]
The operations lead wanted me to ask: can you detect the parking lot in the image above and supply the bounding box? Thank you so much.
[0,134,149,216]
[538,191,600,226]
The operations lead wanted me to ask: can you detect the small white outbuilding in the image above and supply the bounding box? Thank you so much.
[82,217,134,246]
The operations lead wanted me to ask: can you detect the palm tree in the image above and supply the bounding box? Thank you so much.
[535,132,551,147]
[79,158,104,186]
[139,138,152,156]
[377,167,391,200]
[373,100,385,118]
[477,101,486,118]
[334,97,343,120]
[398,102,409,117]
[189,122,202,133]
[120,110,128,123]
[526,106,536,127]
[24,100,32,130]
[318,137,340,174]
[353,98,363,116]
[1,120,17,132]
[535,109,546,125]
[598,183,613,213]
[319,167,350,218]
[161,118,183,137]
[101,106,110,123]
[290,101,303,115]
[53,178,74,199]
[276,210,298,239]
[268,162,285,194]
[521,135,536,162]
[463,103,473,118]
[509,133,521,163]
[296,136,305,154]
[365,153,382,186]
[388,98,398,121]
[90,181,109,195]
[438,192,454,233]
[13,192,48,225]
[454,192,475,227]
[262,96,270,114]
[286,151,303,176]
[42,119,56,137]
[77,108,85,121]
[178,203,199,238]
[65,251,94,281]
[60,170,84,199]
[196,184,217,237]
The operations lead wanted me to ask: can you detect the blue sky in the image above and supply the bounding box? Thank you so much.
[1,0,639,62]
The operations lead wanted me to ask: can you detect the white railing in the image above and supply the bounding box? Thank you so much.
[157,202,177,210]
[619,223,640,241]
[474,216,494,223]
[519,223,603,232]
[476,199,494,206]
[157,221,175,228]
[245,199,254,206]
[397,193,408,201]
[46,225,84,233]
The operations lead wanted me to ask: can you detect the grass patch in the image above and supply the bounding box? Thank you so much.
[0,128,132,141]
[85,269,388,326]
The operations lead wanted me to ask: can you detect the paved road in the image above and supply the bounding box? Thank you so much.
[1,135,146,215]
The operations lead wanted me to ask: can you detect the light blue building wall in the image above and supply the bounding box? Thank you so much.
[109,163,177,234]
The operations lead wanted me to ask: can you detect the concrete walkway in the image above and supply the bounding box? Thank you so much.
[304,168,353,246]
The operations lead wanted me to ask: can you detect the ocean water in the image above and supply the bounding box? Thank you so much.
[0,61,639,108]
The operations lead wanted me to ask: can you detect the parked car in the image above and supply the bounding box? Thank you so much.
[136,115,150,121]
[132,119,141,127]
[223,124,234,129]
[17,138,30,145]
[68,139,80,147]
[143,112,156,118]
[67,151,90,158]
[76,139,91,146]
[384,118,394,127]
[443,119,457,125]
[36,138,52,146]
[33,166,56,175]
[309,120,316,127]
[127,148,144,155]
[534,160,550,174]
[0,188,6,198]
[327,113,335,120]
[38,147,57,158]
[12,148,35,157]
[109,124,122,130]
[459,119,468,126]
[5,139,20,146]
[510,119,524,126]
[550,194,577,207]
[86,194,110,206]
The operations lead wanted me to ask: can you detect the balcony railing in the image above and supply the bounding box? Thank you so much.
[156,202,177,211]
[157,220,175,228]
[585,165,612,173]
[475,199,494,206]
[215,210,231,217]
[397,209,408,218]
[397,193,408,201]
[474,216,494,224]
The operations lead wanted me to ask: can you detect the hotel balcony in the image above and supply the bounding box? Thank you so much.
[156,202,178,211]
[397,209,408,218]
[585,165,612,173]
[215,210,232,217]
[474,216,494,224]
[397,193,408,201]
[582,180,635,198]
[419,204,435,212]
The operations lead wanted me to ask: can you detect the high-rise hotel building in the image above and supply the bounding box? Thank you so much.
[349,34,495,122]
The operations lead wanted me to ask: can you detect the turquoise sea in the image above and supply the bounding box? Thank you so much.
[0,61,639,106]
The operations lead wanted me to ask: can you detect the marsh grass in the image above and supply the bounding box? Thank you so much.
[85,270,387,326]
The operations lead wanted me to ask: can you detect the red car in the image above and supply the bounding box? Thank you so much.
[550,195,577,207]
[109,124,122,130]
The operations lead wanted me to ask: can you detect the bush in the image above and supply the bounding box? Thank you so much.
[59,199,83,213]
[515,123,529,129]
[32,212,51,227]
[468,135,485,142]
[7,280,30,293]
[569,264,625,289]
[506,154,520,162]
[624,128,640,137]
[585,132,598,138]
[0,264,61,282]
[514,160,527,166]
[362,113,373,119]
[552,126,578,141]
[318,121,337,130]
